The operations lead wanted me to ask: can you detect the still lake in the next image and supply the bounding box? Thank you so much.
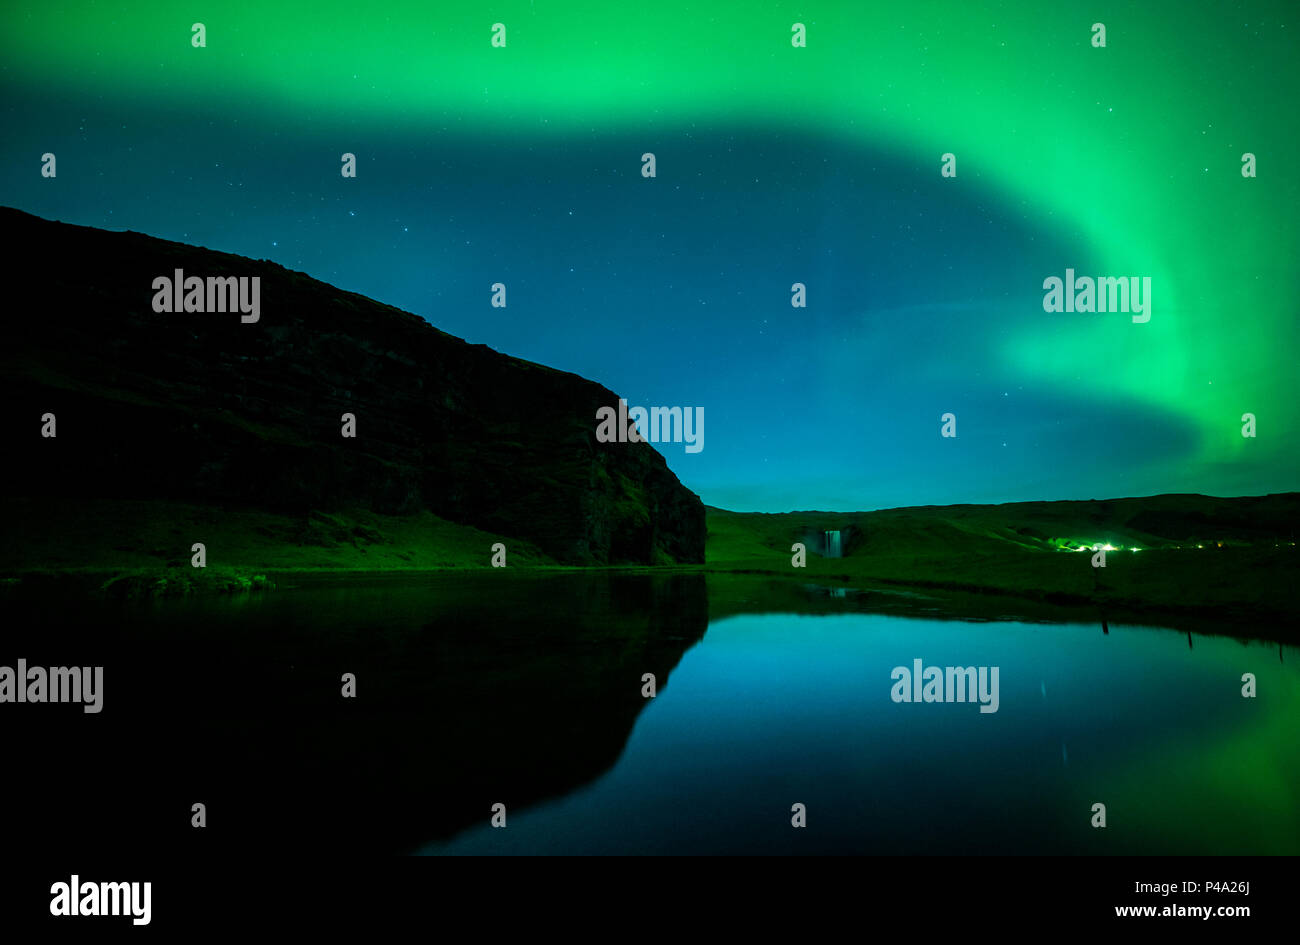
[5,572,1296,855]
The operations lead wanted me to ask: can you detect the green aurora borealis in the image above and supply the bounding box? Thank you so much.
[2,1,1296,509]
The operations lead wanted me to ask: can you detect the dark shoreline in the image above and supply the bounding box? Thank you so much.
[4,561,1294,645]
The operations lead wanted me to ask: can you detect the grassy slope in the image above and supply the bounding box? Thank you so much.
[704,501,1299,623]
[3,494,1296,624]
[0,498,556,594]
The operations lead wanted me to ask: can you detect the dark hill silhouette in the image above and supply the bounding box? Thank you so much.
[0,207,704,565]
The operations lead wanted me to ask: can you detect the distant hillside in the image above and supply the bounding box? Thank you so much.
[0,208,705,566]
[707,493,1300,559]
[705,494,1300,624]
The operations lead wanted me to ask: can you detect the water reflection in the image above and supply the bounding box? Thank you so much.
[2,572,1296,856]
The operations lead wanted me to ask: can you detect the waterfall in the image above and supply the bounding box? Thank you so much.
[824,530,842,558]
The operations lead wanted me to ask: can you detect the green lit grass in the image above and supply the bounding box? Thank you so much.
[700,502,1299,626]
[2,495,1294,627]
[0,497,556,575]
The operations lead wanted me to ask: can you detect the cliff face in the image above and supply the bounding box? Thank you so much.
[1,208,705,565]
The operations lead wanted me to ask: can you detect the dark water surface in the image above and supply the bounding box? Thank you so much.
[3,572,1295,855]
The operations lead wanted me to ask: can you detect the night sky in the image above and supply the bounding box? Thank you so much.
[2,1,1296,511]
